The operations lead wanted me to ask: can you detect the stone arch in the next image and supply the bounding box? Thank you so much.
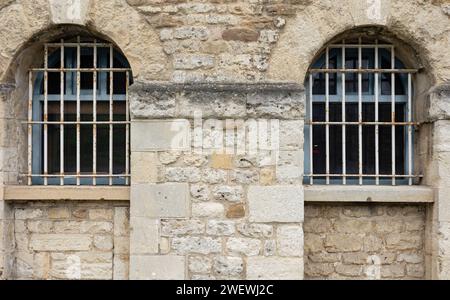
[0,0,168,84]
[267,0,449,87]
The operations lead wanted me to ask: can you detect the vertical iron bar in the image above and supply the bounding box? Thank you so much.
[408,73,412,185]
[76,36,81,185]
[375,40,380,185]
[391,46,396,186]
[125,71,130,185]
[325,47,330,185]
[93,40,97,186]
[309,73,313,185]
[43,44,48,186]
[342,41,346,185]
[60,40,64,185]
[358,38,362,185]
[109,45,113,185]
[28,71,33,185]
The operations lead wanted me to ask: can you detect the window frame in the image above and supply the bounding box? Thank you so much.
[29,37,132,186]
[304,40,418,186]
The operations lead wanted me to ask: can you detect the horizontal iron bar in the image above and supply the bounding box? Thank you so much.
[26,174,130,177]
[305,174,422,178]
[309,68,417,74]
[45,42,114,47]
[31,68,131,72]
[328,44,394,48]
[23,121,130,125]
[306,121,417,125]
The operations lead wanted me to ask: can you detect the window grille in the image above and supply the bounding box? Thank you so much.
[304,38,421,185]
[27,36,132,185]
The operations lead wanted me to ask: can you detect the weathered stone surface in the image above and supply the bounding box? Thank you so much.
[131,120,190,151]
[212,185,243,202]
[130,217,159,255]
[222,28,259,42]
[236,223,273,238]
[190,184,210,202]
[130,255,185,280]
[247,257,303,279]
[131,152,160,183]
[161,219,204,236]
[226,204,245,219]
[131,183,189,218]
[248,185,303,222]
[213,256,244,278]
[188,256,212,274]
[226,237,261,256]
[192,202,224,218]
[29,234,92,251]
[206,220,235,236]
[277,225,303,257]
[171,236,221,255]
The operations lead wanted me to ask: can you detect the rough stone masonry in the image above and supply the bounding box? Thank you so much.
[1,0,450,280]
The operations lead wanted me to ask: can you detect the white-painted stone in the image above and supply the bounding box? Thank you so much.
[248,186,304,222]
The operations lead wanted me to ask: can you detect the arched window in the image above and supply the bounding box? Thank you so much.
[29,36,132,185]
[304,37,420,185]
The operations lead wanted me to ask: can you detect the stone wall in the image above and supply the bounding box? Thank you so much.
[128,82,305,279]
[304,203,426,280]
[10,201,129,280]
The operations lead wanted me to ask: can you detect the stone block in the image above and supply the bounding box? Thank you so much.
[130,255,185,280]
[277,225,303,257]
[248,185,303,222]
[131,183,189,218]
[29,234,92,251]
[131,152,160,183]
[131,120,190,151]
[130,217,159,255]
[247,257,303,279]
[192,202,224,218]
[213,256,244,278]
[226,204,245,219]
[226,237,261,256]
[171,236,221,255]
[210,153,234,169]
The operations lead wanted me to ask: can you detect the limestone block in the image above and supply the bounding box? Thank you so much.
[161,219,204,236]
[188,256,212,274]
[210,153,234,169]
[113,254,129,280]
[247,257,303,279]
[192,202,224,218]
[213,256,244,278]
[131,152,160,183]
[171,236,221,255]
[226,237,261,256]
[279,121,303,150]
[248,185,303,222]
[130,255,185,280]
[206,220,235,236]
[212,185,243,202]
[236,223,273,238]
[130,217,159,255]
[49,0,90,25]
[29,234,92,251]
[131,183,189,218]
[131,120,190,151]
[114,207,129,237]
[277,225,304,257]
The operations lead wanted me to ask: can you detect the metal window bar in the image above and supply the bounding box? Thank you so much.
[27,37,131,186]
[306,39,420,185]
